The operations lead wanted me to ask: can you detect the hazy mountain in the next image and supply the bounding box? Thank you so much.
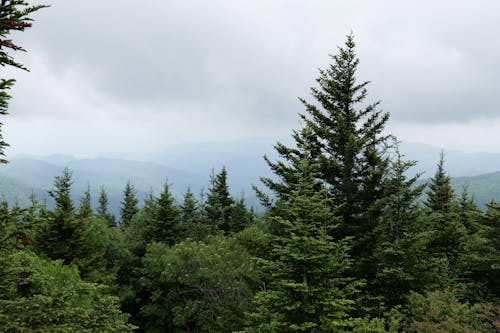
[0,157,208,216]
[4,139,500,214]
[400,142,500,177]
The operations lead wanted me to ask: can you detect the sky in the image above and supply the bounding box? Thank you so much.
[4,0,500,156]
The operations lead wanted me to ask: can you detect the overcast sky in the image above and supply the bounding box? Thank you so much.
[4,0,500,156]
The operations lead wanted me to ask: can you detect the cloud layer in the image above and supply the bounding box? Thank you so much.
[4,0,500,155]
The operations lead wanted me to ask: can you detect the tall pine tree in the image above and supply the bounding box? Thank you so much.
[261,34,390,276]
[205,167,234,233]
[425,151,455,213]
[120,181,139,227]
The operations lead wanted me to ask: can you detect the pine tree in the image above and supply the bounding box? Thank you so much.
[78,184,92,218]
[97,186,109,217]
[120,181,138,227]
[425,151,455,213]
[261,34,390,274]
[47,166,74,215]
[371,143,428,307]
[229,196,253,233]
[37,169,85,265]
[180,187,204,240]
[205,167,234,233]
[151,181,181,245]
[97,186,116,227]
[0,0,47,162]
[245,160,360,332]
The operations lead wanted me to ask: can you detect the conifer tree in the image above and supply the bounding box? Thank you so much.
[205,167,234,233]
[371,143,428,306]
[47,166,74,215]
[97,186,116,227]
[78,184,93,218]
[180,187,204,240]
[38,168,86,265]
[151,181,181,245]
[425,151,455,213]
[120,181,139,227]
[245,160,360,332]
[0,1,47,162]
[229,196,253,233]
[261,34,390,274]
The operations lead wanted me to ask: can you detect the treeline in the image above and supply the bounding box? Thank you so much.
[0,10,499,331]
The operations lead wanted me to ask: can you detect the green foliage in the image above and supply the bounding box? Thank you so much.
[0,0,47,161]
[97,186,117,227]
[120,181,139,227]
[48,167,74,215]
[426,151,455,213]
[140,236,258,333]
[245,160,361,333]
[402,289,499,332]
[0,79,14,162]
[260,35,390,290]
[459,203,500,300]
[152,181,181,245]
[205,167,235,233]
[78,184,93,218]
[180,187,208,240]
[0,250,135,332]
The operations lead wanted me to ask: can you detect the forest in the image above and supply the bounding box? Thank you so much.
[0,1,499,332]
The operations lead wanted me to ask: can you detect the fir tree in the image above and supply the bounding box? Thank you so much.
[120,181,138,227]
[245,160,361,332]
[205,167,234,233]
[97,186,116,227]
[151,181,181,245]
[0,0,47,162]
[78,184,93,218]
[261,34,390,277]
[47,166,74,215]
[371,143,427,307]
[229,196,253,233]
[425,151,455,213]
[180,187,204,240]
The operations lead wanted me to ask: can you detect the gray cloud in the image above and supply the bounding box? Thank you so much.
[5,0,500,155]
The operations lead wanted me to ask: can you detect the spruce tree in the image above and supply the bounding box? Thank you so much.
[261,34,390,274]
[120,181,139,227]
[229,196,253,233]
[205,167,234,233]
[151,181,181,245]
[47,166,74,215]
[38,168,85,265]
[0,0,47,162]
[425,151,455,213]
[97,186,116,227]
[180,187,204,240]
[78,184,93,218]
[371,143,427,306]
[245,160,360,332]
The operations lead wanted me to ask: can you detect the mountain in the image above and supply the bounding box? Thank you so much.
[400,142,500,177]
[4,139,500,213]
[451,172,500,207]
[0,157,208,216]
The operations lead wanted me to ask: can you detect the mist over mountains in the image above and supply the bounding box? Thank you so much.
[3,139,500,215]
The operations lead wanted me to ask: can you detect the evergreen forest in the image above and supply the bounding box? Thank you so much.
[0,2,499,332]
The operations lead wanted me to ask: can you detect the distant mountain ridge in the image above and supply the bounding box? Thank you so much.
[3,139,500,214]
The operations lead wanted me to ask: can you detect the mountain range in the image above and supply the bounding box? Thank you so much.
[2,139,500,215]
